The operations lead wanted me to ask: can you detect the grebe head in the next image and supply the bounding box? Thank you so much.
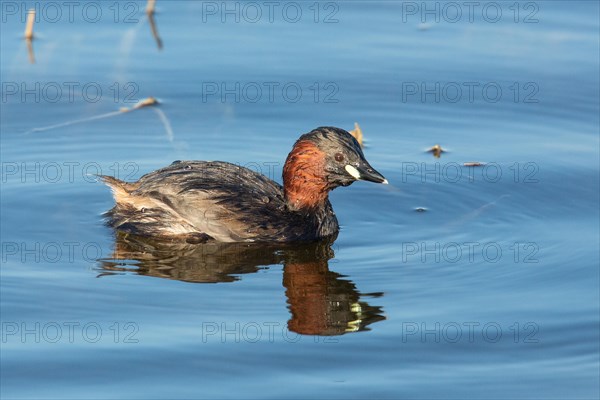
[283,127,387,210]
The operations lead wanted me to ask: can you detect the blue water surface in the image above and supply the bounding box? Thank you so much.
[1,1,599,399]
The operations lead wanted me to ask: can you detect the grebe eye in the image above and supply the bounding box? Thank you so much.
[334,153,344,162]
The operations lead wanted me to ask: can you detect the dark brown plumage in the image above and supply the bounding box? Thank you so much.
[101,127,387,243]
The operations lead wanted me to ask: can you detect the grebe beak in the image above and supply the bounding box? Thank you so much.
[345,164,388,184]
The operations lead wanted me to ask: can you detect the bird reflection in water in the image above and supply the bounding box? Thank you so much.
[98,233,385,335]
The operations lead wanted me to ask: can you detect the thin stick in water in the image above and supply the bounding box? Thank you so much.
[24,9,35,39]
[26,38,35,64]
[146,0,156,15]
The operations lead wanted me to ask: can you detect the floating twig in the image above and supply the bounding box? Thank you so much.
[26,37,35,64]
[120,96,160,112]
[145,0,163,50]
[463,162,485,167]
[24,9,35,39]
[25,110,124,134]
[349,122,364,148]
[26,97,160,134]
[427,144,445,158]
[146,0,156,15]
[24,8,36,64]
[148,12,163,50]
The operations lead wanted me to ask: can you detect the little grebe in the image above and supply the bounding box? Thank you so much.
[101,126,387,243]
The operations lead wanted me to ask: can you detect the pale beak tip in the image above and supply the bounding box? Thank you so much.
[382,179,389,185]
